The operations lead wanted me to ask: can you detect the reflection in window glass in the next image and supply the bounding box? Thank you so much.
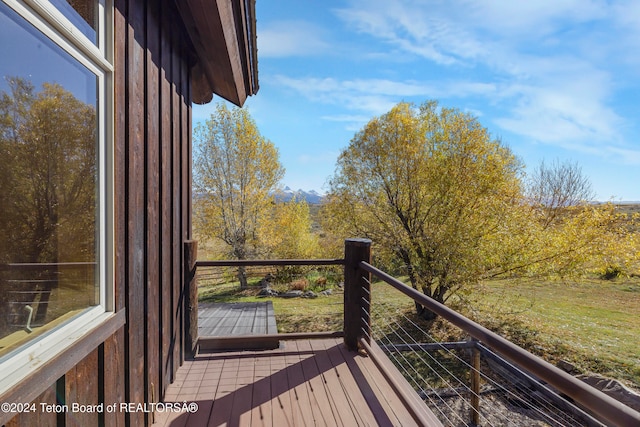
[0,2,99,358]
[51,0,97,44]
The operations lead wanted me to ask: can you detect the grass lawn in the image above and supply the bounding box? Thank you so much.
[198,274,640,389]
[465,277,640,388]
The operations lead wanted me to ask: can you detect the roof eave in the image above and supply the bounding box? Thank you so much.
[176,0,258,106]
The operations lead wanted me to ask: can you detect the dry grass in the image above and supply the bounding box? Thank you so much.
[464,276,640,388]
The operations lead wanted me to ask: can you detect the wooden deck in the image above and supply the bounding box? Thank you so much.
[153,338,442,426]
[198,302,279,351]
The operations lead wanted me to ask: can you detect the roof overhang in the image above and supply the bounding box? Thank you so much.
[176,0,258,106]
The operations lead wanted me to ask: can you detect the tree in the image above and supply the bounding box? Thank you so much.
[323,101,524,317]
[193,103,284,288]
[258,197,320,260]
[323,101,635,318]
[0,78,96,264]
[492,159,637,281]
[526,159,595,228]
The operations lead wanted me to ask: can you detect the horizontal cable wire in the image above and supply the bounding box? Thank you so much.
[370,302,494,427]
[391,303,574,427]
[363,276,589,427]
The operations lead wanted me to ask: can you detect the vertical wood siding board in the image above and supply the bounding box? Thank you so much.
[36,384,58,427]
[111,0,128,416]
[103,330,126,427]
[187,74,192,236]
[109,8,128,425]
[180,20,191,364]
[180,30,190,242]
[113,0,127,316]
[159,0,174,392]
[127,0,146,425]
[40,385,58,427]
[118,0,132,416]
[101,329,119,426]
[64,366,77,425]
[170,12,182,377]
[180,78,186,367]
[65,350,99,426]
[4,384,57,427]
[146,0,161,411]
[180,44,189,366]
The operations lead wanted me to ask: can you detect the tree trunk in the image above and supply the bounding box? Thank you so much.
[398,249,440,320]
[399,252,435,319]
[238,266,248,289]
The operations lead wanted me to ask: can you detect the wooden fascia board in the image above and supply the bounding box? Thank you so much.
[176,0,251,106]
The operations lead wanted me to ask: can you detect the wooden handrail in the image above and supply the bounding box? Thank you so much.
[359,261,640,427]
[196,258,344,267]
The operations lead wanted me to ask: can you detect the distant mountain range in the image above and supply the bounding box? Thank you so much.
[275,186,324,204]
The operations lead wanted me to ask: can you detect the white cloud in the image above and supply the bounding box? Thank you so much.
[257,1,638,171]
[492,59,625,157]
[320,115,373,132]
[258,20,329,57]
[272,75,496,106]
[321,114,371,123]
[333,0,637,162]
[334,1,487,65]
[461,0,607,37]
[607,146,640,165]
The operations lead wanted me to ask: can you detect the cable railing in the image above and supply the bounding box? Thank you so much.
[355,258,640,427]
[368,295,602,426]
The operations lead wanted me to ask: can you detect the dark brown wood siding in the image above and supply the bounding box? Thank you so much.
[2,0,193,425]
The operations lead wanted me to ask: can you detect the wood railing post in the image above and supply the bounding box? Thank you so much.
[343,238,372,351]
[184,240,198,358]
[470,340,481,426]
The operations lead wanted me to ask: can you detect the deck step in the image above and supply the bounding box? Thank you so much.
[197,301,279,351]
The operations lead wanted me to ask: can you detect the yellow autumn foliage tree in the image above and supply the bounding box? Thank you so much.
[259,198,320,259]
[323,100,637,317]
[0,78,96,264]
[193,103,284,287]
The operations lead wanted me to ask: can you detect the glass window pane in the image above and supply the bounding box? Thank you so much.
[0,2,99,358]
[51,0,97,45]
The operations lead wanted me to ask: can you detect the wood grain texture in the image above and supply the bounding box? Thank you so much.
[146,0,161,417]
[159,0,173,395]
[153,338,440,427]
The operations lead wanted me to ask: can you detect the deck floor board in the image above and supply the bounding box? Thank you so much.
[198,302,280,351]
[198,302,277,337]
[153,338,441,426]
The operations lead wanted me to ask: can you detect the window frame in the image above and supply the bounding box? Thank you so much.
[0,0,115,397]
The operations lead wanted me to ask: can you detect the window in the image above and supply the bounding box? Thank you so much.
[51,0,98,44]
[0,0,112,390]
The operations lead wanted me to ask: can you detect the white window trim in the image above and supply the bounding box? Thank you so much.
[0,0,114,396]
[23,0,113,71]
[0,309,115,395]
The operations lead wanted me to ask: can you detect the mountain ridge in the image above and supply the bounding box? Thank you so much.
[275,186,324,204]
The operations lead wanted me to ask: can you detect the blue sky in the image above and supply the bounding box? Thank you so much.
[193,0,640,201]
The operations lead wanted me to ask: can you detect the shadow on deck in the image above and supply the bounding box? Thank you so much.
[153,337,442,426]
